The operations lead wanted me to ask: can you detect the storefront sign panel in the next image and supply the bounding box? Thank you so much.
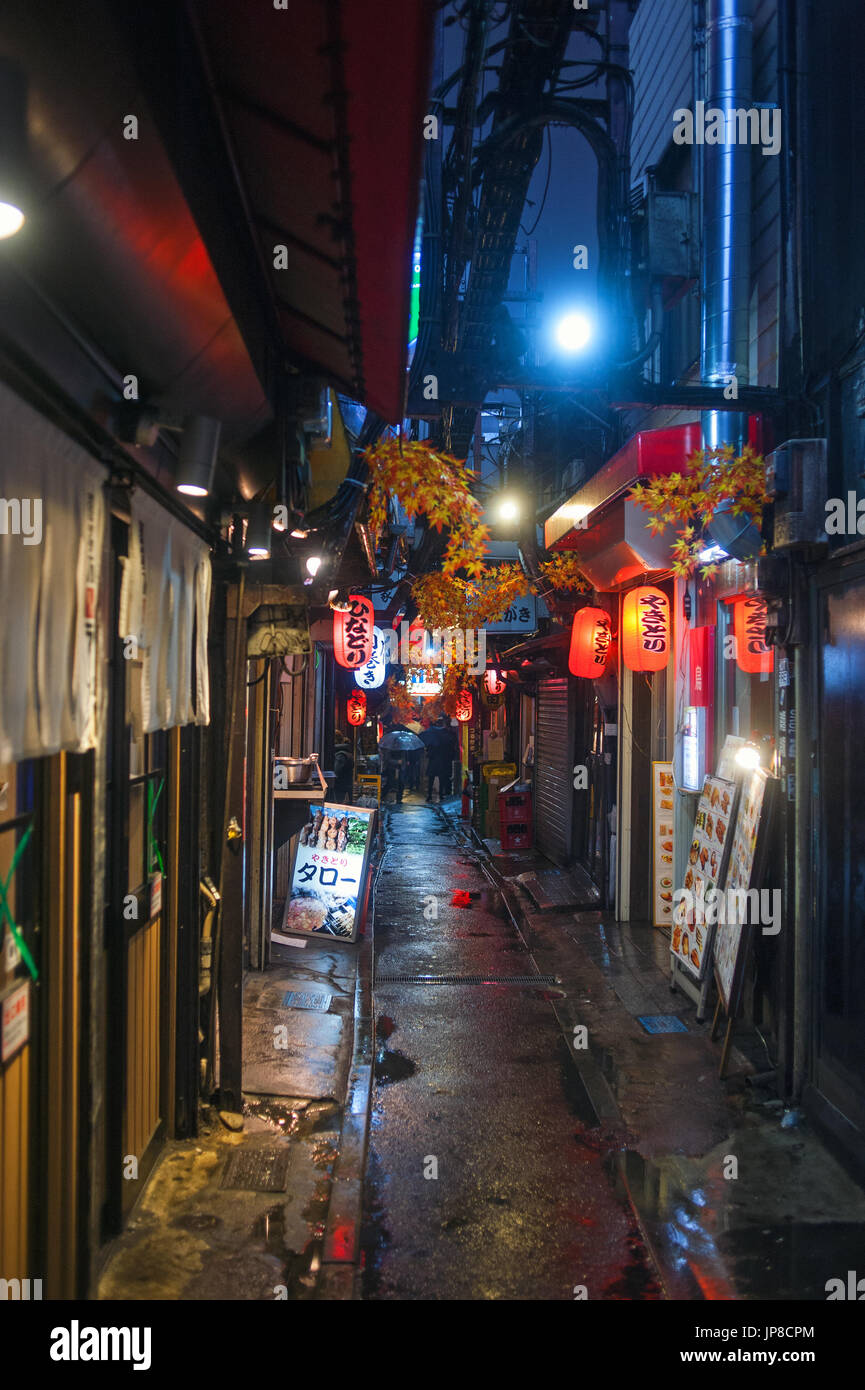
[284,805,375,942]
[652,762,676,929]
[671,774,737,980]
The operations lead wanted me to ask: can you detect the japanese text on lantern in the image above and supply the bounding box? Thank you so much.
[334,595,374,668]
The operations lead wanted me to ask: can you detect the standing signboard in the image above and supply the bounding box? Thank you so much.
[711,768,777,1075]
[283,804,376,942]
[651,761,676,929]
[714,767,770,1013]
[670,773,738,1016]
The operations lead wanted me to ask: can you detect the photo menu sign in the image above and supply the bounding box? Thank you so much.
[284,804,375,943]
[671,774,737,980]
[714,767,770,1012]
[651,761,676,929]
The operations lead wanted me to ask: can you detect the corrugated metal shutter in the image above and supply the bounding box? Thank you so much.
[535,678,573,865]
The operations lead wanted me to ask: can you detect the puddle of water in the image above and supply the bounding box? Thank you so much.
[374,1047,418,1084]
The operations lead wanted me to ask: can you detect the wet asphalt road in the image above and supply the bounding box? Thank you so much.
[361,802,662,1300]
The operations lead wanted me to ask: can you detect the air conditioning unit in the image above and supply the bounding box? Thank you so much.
[630,175,699,280]
[765,439,828,550]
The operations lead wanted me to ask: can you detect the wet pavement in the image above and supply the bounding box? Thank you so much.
[362,801,865,1301]
[361,800,663,1300]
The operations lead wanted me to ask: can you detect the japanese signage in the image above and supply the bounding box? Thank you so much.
[354,626,388,689]
[569,607,612,679]
[455,689,473,722]
[714,767,770,1012]
[285,804,375,942]
[333,595,374,669]
[734,597,774,674]
[346,690,366,726]
[652,762,676,929]
[622,586,670,672]
[671,774,737,979]
[2,980,29,1063]
[484,594,537,634]
[689,625,715,707]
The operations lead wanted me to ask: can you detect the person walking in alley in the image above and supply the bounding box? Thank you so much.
[425,714,459,802]
[332,731,354,803]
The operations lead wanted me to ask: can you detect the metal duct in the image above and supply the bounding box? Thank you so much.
[701,0,760,555]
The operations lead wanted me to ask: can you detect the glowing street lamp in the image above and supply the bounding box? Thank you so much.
[555,311,593,353]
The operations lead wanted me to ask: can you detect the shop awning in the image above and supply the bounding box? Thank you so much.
[545,424,703,592]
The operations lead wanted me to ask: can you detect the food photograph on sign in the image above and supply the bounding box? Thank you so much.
[283,804,375,942]
[714,767,770,1010]
[652,762,676,928]
[672,774,736,978]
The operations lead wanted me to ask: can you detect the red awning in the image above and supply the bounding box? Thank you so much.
[193,0,434,424]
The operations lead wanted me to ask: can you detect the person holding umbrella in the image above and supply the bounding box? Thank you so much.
[378,718,424,804]
[425,715,460,803]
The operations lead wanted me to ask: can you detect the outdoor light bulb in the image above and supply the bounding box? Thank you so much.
[0,200,24,238]
[497,496,519,522]
[290,528,309,539]
[306,555,322,576]
[177,483,208,497]
[556,312,592,352]
[735,744,761,771]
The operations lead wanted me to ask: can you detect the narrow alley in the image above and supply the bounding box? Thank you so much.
[3,0,865,1366]
[363,801,660,1301]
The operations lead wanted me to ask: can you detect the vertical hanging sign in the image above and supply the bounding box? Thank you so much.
[334,595,374,669]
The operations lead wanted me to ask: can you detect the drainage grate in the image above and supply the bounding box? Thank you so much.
[375,973,561,987]
[282,989,332,1011]
[637,1014,689,1034]
[220,1148,291,1192]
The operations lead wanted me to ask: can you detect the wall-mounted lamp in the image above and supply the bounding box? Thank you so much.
[0,60,28,240]
[176,415,221,496]
[246,503,272,560]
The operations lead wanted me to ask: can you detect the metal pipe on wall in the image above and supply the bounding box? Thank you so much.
[701,0,754,455]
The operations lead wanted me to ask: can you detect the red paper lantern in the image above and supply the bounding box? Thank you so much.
[569,606,612,679]
[622,586,671,673]
[484,669,507,695]
[455,690,473,722]
[346,690,366,726]
[734,597,774,674]
[334,594,374,669]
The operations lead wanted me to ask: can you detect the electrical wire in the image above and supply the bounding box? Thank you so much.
[520,123,552,236]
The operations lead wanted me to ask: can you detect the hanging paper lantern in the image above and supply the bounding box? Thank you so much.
[346,690,366,726]
[569,607,612,679]
[734,597,774,674]
[334,594,374,669]
[355,626,388,689]
[455,689,473,722]
[622,586,671,672]
[484,668,507,696]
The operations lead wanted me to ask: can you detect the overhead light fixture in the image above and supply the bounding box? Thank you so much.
[555,311,593,353]
[305,555,322,577]
[246,504,272,560]
[735,743,761,771]
[0,60,28,240]
[290,528,309,539]
[176,415,221,496]
[495,494,520,522]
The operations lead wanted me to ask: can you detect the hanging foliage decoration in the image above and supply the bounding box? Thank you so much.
[630,445,768,580]
[364,438,490,578]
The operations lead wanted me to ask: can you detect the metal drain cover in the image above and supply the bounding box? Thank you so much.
[375,973,561,987]
[637,1014,689,1034]
[220,1148,291,1192]
[282,989,332,1011]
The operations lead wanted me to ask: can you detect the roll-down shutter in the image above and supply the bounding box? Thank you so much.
[535,677,574,866]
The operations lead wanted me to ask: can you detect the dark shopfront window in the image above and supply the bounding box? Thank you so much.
[718,600,774,748]
[126,661,166,901]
